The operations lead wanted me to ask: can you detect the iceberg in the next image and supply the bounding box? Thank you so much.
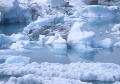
[113,81,120,84]
[52,34,66,48]
[10,41,30,50]
[0,0,14,12]
[45,36,56,45]
[98,38,113,48]
[10,33,29,42]
[112,24,120,35]
[10,40,40,50]
[5,56,30,64]
[0,0,49,23]
[67,22,95,51]
[0,0,32,23]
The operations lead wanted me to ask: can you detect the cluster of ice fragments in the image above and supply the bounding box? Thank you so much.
[1,0,120,83]
[0,62,120,84]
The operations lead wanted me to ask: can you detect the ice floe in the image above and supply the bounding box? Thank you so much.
[1,74,90,84]
[5,56,30,64]
[68,22,95,51]
[0,62,120,82]
[98,38,113,48]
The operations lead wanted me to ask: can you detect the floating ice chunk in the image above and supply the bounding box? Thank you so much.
[10,40,40,50]
[114,42,120,47]
[0,81,4,84]
[113,81,120,84]
[98,38,113,48]
[0,34,13,49]
[67,22,94,51]
[0,0,13,12]
[45,36,56,45]
[37,35,45,44]
[68,22,94,43]
[10,33,29,42]
[53,34,67,49]
[5,56,30,64]
[48,34,67,56]
[112,24,120,35]
[5,74,90,84]
[10,41,30,50]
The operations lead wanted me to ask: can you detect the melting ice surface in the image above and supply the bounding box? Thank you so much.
[23,18,120,65]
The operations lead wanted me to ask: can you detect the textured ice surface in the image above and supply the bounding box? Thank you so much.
[10,33,29,42]
[5,56,30,64]
[98,38,113,48]
[1,74,90,84]
[0,62,120,82]
[68,22,94,51]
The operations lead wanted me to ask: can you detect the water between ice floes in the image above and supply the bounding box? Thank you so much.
[0,19,120,65]
[0,19,120,84]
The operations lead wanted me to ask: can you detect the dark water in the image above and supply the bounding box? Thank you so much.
[0,23,27,35]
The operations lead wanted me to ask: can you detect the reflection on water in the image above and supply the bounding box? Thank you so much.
[26,47,70,64]
[0,23,27,35]
[24,18,120,65]
[25,46,120,65]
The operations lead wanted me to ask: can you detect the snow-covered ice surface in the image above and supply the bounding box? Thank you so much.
[0,62,120,83]
[5,56,30,64]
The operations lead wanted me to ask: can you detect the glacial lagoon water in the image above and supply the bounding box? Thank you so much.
[0,19,120,84]
[0,18,120,65]
[24,18,120,65]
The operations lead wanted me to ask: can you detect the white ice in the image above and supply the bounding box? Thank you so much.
[0,62,120,82]
[98,38,113,48]
[5,56,30,64]
[67,22,94,51]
